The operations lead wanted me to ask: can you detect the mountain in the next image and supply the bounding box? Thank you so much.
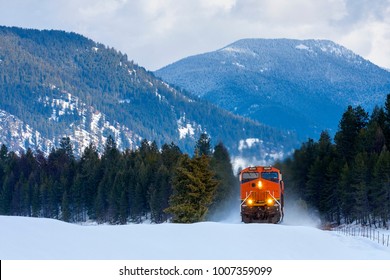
[155,39,390,139]
[0,26,297,164]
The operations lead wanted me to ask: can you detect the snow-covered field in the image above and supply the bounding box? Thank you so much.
[1,210,390,260]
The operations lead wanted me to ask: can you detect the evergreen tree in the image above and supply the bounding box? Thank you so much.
[0,135,235,225]
[165,154,218,223]
[384,94,390,147]
[1,171,16,215]
[288,138,317,197]
[306,157,325,212]
[363,119,386,154]
[77,143,101,219]
[94,183,107,223]
[95,135,120,223]
[339,163,353,223]
[0,144,7,161]
[61,190,71,222]
[305,132,330,211]
[161,142,182,172]
[350,153,370,225]
[59,136,75,161]
[119,189,128,225]
[109,169,126,224]
[372,149,390,227]
[335,105,368,163]
[39,177,50,218]
[194,133,212,157]
[0,145,9,214]
[272,96,390,226]
[323,159,342,224]
[31,182,40,217]
[208,142,237,220]
[140,140,161,219]
[149,165,171,223]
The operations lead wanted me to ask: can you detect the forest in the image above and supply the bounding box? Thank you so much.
[0,26,296,158]
[2,93,390,227]
[278,94,390,228]
[0,133,237,224]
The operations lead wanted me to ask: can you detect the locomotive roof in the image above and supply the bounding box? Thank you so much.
[240,166,281,173]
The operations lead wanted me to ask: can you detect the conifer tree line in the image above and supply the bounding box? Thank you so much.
[278,94,390,228]
[0,133,237,224]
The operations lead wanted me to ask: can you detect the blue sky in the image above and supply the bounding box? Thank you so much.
[1,0,389,71]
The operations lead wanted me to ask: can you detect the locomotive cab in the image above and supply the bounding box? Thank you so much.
[240,166,284,223]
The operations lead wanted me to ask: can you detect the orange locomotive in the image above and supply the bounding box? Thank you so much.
[239,166,284,223]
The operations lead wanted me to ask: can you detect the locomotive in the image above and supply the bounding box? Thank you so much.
[239,166,284,223]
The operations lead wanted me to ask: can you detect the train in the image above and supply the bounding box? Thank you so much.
[239,166,284,223]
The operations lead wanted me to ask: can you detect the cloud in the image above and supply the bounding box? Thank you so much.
[0,0,390,70]
[334,0,390,67]
[230,0,347,24]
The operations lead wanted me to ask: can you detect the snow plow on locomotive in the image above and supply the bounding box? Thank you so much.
[240,166,284,223]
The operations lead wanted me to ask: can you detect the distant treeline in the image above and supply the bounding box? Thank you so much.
[0,133,237,224]
[278,94,390,228]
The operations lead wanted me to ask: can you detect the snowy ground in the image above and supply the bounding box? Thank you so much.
[1,208,390,260]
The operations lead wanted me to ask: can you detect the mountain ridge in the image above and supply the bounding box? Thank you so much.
[155,38,390,140]
[0,26,296,165]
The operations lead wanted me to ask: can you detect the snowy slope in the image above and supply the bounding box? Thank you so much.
[1,215,390,260]
[0,27,297,164]
[156,39,390,140]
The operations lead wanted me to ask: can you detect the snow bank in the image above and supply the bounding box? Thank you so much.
[1,216,390,260]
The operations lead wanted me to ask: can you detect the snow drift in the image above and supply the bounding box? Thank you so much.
[1,215,390,260]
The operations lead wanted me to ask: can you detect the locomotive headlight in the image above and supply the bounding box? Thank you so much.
[247,199,254,206]
[266,198,274,206]
[257,181,263,189]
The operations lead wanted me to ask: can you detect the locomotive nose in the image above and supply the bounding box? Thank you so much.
[251,181,263,188]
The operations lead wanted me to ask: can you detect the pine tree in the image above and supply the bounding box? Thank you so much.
[31,182,40,217]
[194,133,212,157]
[306,157,325,212]
[350,152,370,225]
[61,190,70,222]
[323,159,342,224]
[288,138,317,197]
[372,149,390,227]
[165,154,218,223]
[161,142,182,172]
[119,189,128,224]
[339,163,353,223]
[94,184,106,223]
[208,142,237,220]
[384,94,390,148]
[0,146,9,214]
[140,140,161,220]
[1,171,16,215]
[109,169,126,224]
[335,105,368,163]
[149,165,171,223]
[363,119,386,154]
[59,136,75,161]
[95,135,120,223]
[78,143,101,219]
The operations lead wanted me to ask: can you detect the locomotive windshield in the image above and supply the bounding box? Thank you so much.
[241,172,259,183]
[261,172,279,182]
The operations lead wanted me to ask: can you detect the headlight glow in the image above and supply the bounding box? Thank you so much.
[266,198,274,206]
[257,181,263,189]
[247,199,254,206]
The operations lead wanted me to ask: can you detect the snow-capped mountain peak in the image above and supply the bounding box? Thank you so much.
[156,38,390,140]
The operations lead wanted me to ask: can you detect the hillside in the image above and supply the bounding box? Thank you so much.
[155,39,390,139]
[0,27,297,163]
